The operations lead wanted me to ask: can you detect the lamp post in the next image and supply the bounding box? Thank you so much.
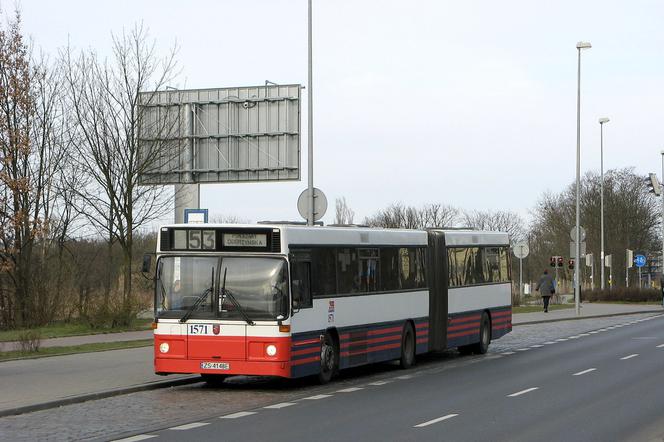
[575,41,591,317]
[599,117,609,290]
[661,151,664,291]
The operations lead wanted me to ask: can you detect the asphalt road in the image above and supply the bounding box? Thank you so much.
[112,314,664,442]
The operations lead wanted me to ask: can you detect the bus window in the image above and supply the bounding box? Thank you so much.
[291,261,312,309]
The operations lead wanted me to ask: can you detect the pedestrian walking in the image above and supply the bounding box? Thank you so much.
[535,269,555,313]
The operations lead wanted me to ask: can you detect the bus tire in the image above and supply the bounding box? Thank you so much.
[201,374,227,386]
[399,322,416,369]
[318,332,338,384]
[473,312,491,354]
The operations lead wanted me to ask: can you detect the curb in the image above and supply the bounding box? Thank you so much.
[0,376,200,418]
[514,309,663,326]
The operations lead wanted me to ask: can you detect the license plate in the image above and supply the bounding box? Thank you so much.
[200,361,230,370]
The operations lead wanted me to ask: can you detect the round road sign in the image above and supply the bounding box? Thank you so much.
[570,226,586,243]
[634,254,646,268]
[297,187,328,222]
[513,242,529,259]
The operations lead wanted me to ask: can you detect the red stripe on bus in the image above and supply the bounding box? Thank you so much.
[493,318,511,324]
[340,334,401,349]
[340,326,403,342]
[291,355,320,366]
[416,338,428,344]
[341,342,402,357]
[450,315,481,324]
[492,311,511,318]
[448,322,480,332]
[291,347,320,357]
[292,338,320,347]
[416,330,428,336]
[448,329,478,338]
[415,323,429,329]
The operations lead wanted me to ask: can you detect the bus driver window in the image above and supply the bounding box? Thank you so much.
[291,261,312,309]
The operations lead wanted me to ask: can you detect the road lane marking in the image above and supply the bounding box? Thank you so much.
[501,352,515,355]
[544,341,556,344]
[657,344,664,348]
[112,436,157,442]
[264,402,296,409]
[516,348,530,351]
[369,380,391,386]
[414,413,459,428]
[589,331,599,334]
[303,394,333,400]
[620,354,639,360]
[396,374,414,379]
[556,338,568,342]
[568,336,580,339]
[508,387,539,397]
[336,387,364,393]
[169,422,210,430]
[579,333,590,337]
[573,368,597,376]
[530,345,544,348]
[221,411,257,419]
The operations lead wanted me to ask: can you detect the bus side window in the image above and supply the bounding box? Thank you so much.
[291,261,313,309]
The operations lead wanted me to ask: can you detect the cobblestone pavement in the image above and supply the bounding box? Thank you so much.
[0,312,660,442]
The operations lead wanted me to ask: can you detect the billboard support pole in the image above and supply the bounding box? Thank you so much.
[307,0,314,226]
[174,103,199,223]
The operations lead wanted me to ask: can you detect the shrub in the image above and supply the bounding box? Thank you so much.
[583,287,661,303]
[16,330,42,352]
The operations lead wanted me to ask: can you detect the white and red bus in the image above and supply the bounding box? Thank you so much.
[149,224,512,384]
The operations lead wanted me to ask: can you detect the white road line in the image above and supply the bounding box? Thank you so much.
[530,344,544,348]
[516,348,530,351]
[501,351,515,355]
[508,387,539,398]
[573,368,597,376]
[221,411,257,419]
[620,354,639,360]
[369,380,391,386]
[169,422,210,430]
[336,387,364,393]
[657,344,664,348]
[396,374,413,380]
[414,413,459,428]
[112,436,157,442]
[264,402,296,409]
[579,333,590,337]
[303,394,333,400]
[568,336,580,339]
[556,338,568,342]
[589,331,599,334]
[544,341,556,345]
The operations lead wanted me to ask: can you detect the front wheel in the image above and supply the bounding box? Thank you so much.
[318,332,338,384]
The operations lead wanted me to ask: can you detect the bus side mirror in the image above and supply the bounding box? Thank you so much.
[142,254,152,273]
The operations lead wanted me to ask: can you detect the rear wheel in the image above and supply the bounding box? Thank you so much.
[200,374,227,386]
[318,332,338,384]
[472,312,491,354]
[399,322,416,369]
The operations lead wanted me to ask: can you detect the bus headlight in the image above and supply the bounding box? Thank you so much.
[266,344,277,356]
[159,342,170,353]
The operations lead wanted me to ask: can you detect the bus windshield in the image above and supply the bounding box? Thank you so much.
[156,256,289,321]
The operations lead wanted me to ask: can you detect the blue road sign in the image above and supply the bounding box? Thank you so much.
[634,254,646,268]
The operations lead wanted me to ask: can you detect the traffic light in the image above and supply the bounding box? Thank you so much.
[646,173,662,196]
[568,258,575,270]
[550,256,556,267]
[557,256,564,267]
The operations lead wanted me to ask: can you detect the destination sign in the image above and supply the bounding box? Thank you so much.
[223,233,267,248]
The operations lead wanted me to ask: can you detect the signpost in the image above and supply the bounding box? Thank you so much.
[635,254,646,288]
[513,242,529,302]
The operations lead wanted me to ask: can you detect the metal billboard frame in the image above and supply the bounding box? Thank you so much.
[137,84,301,185]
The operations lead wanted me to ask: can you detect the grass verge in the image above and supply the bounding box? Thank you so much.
[0,319,153,342]
[0,339,153,362]
[513,304,575,314]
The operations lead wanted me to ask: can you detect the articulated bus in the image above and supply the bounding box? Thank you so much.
[149,224,512,384]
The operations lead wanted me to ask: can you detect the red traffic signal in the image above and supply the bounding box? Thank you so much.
[550,257,556,267]
[568,259,575,270]
[557,257,564,267]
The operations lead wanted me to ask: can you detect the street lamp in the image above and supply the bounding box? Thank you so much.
[599,117,609,290]
[575,41,591,317]
[661,150,664,291]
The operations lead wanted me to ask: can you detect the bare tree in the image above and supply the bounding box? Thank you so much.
[334,197,355,225]
[364,202,458,229]
[62,24,179,322]
[461,209,526,243]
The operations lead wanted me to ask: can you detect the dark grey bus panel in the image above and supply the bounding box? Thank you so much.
[426,230,448,351]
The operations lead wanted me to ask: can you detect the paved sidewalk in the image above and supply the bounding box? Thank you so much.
[513,302,663,325]
[0,330,153,352]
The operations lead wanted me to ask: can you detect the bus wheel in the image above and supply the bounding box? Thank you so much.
[399,322,416,369]
[318,332,338,384]
[473,312,491,354]
[201,374,227,386]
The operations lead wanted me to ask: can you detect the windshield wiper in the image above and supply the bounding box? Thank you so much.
[179,267,215,323]
[220,267,255,326]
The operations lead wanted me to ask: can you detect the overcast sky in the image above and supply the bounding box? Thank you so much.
[18,0,664,227]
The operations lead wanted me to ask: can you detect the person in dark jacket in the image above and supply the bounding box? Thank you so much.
[535,269,555,313]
